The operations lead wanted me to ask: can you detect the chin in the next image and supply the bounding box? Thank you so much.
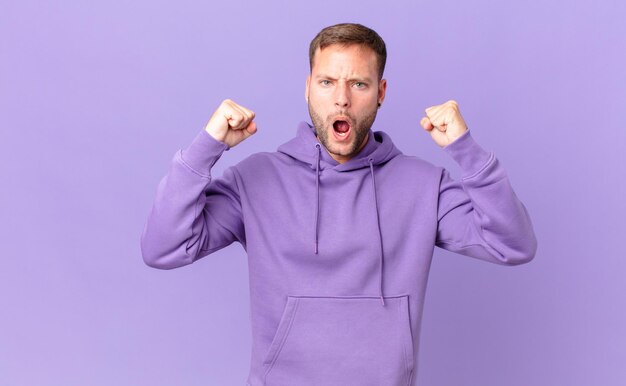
[329,141,356,156]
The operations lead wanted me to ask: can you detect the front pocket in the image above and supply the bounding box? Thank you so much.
[262,295,414,386]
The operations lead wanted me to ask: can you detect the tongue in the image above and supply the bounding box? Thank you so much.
[334,121,350,133]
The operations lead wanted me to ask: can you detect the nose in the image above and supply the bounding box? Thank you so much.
[334,82,350,108]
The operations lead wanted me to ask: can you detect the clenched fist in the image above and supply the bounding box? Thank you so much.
[419,100,468,148]
[204,99,258,148]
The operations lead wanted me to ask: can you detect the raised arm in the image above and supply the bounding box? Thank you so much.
[421,100,537,265]
[140,99,257,269]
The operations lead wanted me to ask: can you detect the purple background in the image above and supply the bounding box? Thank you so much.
[2,0,625,385]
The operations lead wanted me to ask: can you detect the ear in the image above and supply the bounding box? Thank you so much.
[378,78,387,105]
[305,74,311,103]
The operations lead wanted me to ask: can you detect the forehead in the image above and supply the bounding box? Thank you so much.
[312,44,378,74]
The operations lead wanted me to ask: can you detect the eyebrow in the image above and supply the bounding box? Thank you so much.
[314,74,373,83]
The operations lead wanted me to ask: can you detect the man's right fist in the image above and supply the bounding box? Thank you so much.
[204,99,257,148]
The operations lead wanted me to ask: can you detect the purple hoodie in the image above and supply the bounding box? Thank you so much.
[140,121,537,386]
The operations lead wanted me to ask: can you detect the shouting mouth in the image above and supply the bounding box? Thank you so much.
[332,117,352,142]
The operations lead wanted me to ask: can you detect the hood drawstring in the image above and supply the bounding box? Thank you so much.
[314,144,321,255]
[312,143,386,307]
[368,157,386,307]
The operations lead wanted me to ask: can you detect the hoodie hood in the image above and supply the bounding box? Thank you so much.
[277,121,403,306]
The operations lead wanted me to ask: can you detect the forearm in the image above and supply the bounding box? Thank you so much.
[438,130,538,265]
[140,130,231,269]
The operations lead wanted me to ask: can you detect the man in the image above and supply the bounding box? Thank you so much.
[140,23,537,386]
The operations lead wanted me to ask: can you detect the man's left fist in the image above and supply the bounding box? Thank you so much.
[420,100,468,148]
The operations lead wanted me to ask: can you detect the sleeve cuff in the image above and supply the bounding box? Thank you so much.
[442,129,493,177]
[179,129,230,176]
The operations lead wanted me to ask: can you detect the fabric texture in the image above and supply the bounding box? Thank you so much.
[140,120,537,386]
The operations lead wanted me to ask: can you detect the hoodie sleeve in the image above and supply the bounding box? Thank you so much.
[435,129,537,265]
[140,129,246,269]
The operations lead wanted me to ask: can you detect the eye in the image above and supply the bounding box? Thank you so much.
[354,82,367,88]
[320,80,331,86]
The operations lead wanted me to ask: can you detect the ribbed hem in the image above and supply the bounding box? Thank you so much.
[442,129,493,177]
[179,129,229,177]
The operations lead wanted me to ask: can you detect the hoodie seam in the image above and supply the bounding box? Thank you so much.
[230,166,247,245]
[177,150,212,179]
[460,152,495,181]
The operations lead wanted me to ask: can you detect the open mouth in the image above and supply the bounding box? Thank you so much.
[332,119,351,139]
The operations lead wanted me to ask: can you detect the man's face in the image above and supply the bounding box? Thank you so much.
[305,44,387,164]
